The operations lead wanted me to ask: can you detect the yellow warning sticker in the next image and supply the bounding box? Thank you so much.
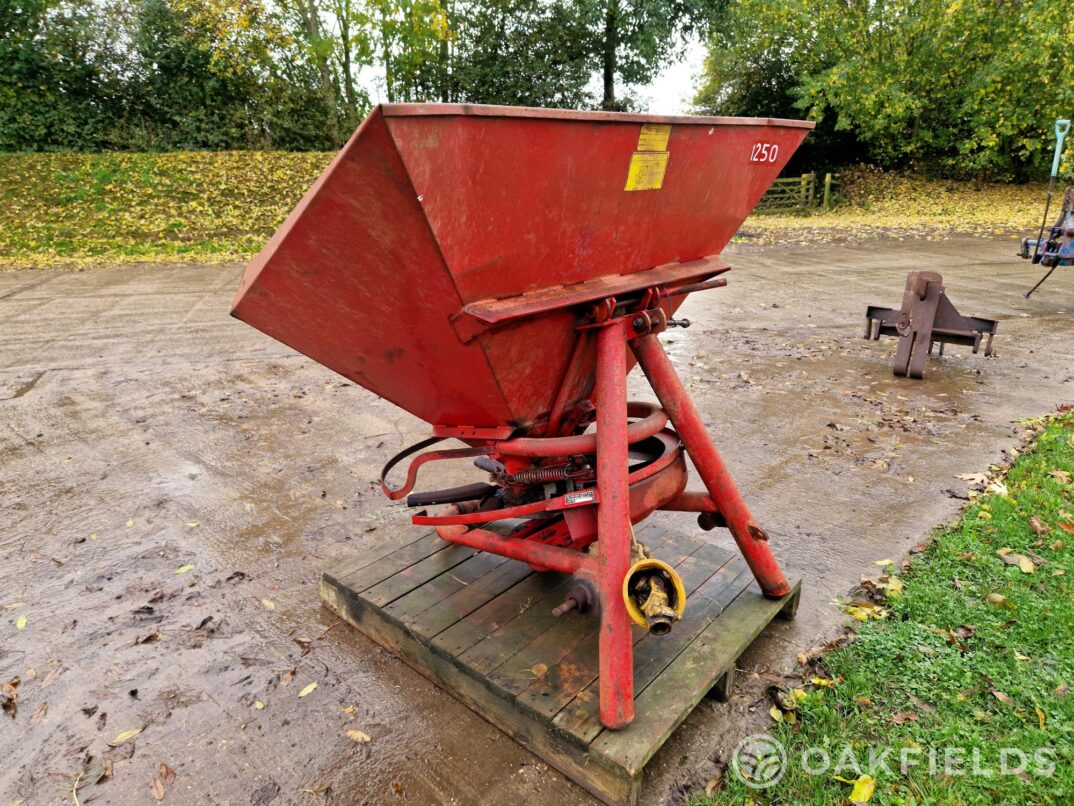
[637,123,671,152]
[624,151,669,191]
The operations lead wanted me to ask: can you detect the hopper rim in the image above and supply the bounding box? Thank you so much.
[381,102,816,130]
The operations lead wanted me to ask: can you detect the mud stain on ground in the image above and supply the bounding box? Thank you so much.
[0,238,1071,804]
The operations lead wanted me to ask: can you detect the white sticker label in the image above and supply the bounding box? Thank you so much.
[563,490,596,506]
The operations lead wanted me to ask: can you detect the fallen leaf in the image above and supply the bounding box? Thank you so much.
[530,663,548,679]
[3,678,19,718]
[854,695,872,707]
[811,676,835,687]
[1035,706,1046,729]
[298,682,318,697]
[160,764,176,785]
[15,614,26,631]
[988,481,1009,497]
[110,727,143,745]
[891,711,918,724]
[769,705,783,722]
[343,705,357,714]
[957,473,988,485]
[30,701,47,725]
[1059,522,1074,536]
[908,693,936,715]
[281,670,293,687]
[150,777,165,801]
[346,729,371,743]
[986,593,1007,605]
[1029,516,1050,536]
[849,774,876,804]
[1050,469,1071,484]
[991,689,1013,705]
[175,565,194,575]
[999,552,1036,573]
[873,559,894,567]
[250,782,280,805]
[76,758,111,789]
[703,772,724,797]
[261,599,275,610]
[186,521,200,528]
[1055,684,1070,698]
[254,700,265,710]
[126,519,134,528]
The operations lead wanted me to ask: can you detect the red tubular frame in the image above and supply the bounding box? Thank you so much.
[594,319,635,729]
[633,334,791,598]
[426,318,790,731]
[661,491,719,512]
[498,402,666,457]
[433,507,595,575]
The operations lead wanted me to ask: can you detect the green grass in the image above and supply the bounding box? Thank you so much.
[703,414,1074,805]
[0,151,330,269]
[0,152,1051,269]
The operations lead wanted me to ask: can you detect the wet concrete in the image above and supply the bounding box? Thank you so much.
[1,237,1071,804]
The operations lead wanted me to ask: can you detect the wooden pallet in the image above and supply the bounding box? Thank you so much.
[320,524,800,805]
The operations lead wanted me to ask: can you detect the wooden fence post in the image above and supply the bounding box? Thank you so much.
[823,172,833,210]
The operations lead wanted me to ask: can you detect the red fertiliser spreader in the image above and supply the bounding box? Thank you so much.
[233,103,811,757]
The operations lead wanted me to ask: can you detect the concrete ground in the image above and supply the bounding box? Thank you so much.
[1,237,1071,805]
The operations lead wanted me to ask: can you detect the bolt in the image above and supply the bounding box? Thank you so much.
[552,598,579,617]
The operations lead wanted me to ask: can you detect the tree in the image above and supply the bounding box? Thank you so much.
[450,0,593,108]
[575,0,724,111]
[364,0,449,103]
[695,0,1074,179]
[0,0,114,150]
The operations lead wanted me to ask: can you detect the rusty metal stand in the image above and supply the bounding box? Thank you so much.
[864,271,997,379]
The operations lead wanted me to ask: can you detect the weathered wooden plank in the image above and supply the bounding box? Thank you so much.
[430,570,564,657]
[517,542,733,720]
[322,528,438,586]
[591,580,803,776]
[384,549,509,626]
[458,575,578,676]
[362,544,480,607]
[467,531,699,681]
[335,532,449,593]
[319,574,640,806]
[551,553,752,743]
[407,559,534,639]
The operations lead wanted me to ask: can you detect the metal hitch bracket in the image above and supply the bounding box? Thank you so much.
[865,271,998,379]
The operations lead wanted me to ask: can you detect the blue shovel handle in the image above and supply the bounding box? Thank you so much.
[1053,119,1071,177]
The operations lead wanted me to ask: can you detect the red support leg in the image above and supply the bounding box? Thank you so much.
[633,334,791,599]
[594,320,635,729]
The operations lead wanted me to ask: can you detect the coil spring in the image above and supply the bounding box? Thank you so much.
[506,465,571,485]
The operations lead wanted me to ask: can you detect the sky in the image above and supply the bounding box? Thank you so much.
[359,37,708,115]
[636,38,706,115]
